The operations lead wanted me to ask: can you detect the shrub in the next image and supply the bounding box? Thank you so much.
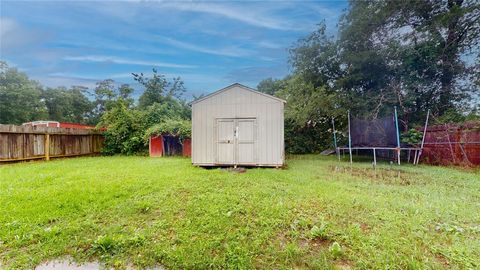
[144,119,191,141]
[401,128,423,145]
[309,222,329,240]
[99,99,191,155]
[99,102,146,155]
[329,242,343,258]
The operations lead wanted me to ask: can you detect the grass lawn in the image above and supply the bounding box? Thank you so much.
[0,155,479,269]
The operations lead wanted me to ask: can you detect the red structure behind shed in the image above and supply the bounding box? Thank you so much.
[149,136,163,157]
[149,135,191,157]
[182,139,191,157]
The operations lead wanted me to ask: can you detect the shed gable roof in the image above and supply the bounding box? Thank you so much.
[191,83,286,105]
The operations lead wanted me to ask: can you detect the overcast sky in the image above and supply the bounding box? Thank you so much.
[0,0,347,98]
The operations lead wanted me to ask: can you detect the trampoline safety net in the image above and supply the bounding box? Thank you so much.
[350,116,398,147]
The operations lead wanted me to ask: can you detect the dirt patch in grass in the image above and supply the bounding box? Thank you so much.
[276,230,332,252]
[35,259,100,270]
[35,259,166,270]
[359,222,370,233]
[434,253,450,267]
[334,259,353,270]
[299,236,333,250]
[329,165,427,186]
[222,167,247,173]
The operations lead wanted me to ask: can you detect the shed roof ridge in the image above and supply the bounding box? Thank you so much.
[190,83,286,104]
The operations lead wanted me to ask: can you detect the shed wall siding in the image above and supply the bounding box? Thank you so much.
[192,85,284,166]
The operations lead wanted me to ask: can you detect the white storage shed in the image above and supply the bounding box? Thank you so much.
[191,83,285,167]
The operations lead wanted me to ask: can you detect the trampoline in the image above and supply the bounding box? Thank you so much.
[333,107,429,165]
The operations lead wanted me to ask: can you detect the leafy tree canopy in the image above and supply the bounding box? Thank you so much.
[257,77,288,96]
[260,0,479,153]
[0,61,47,124]
[42,86,93,124]
[134,69,186,109]
[98,71,190,155]
[144,119,191,141]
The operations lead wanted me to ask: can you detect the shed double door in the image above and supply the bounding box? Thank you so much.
[216,118,256,165]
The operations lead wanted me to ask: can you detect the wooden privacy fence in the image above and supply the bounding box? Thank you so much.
[0,124,104,162]
[421,122,480,166]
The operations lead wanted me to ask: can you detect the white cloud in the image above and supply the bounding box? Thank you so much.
[0,18,16,37]
[310,5,342,20]
[42,72,139,89]
[63,55,195,68]
[38,75,98,88]
[158,37,254,57]
[257,40,282,49]
[225,65,288,82]
[157,2,295,31]
[105,70,225,85]
[0,18,49,54]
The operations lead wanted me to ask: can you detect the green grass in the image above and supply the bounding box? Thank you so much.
[0,155,479,269]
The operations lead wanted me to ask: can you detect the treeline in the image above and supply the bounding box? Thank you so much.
[2,1,479,155]
[0,62,190,155]
[257,0,479,153]
[0,62,91,125]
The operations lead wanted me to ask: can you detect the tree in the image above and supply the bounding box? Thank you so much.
[337,0,479,122]
[134,69,186,109]
[67,86,92,123]
[91,79,116,122]
[42,86,93,123]
[0,61,47,124]
[290,23,342,92]
[89,80,135,124]
[289,0,479,125]
[256,78,286,96]
[276,75,344,153]
[118,84,135,107]
[97,70,190,155]
[392,0,479,112]
[267,0,479,153]
[142,100,191,128]
[42,87,70,122]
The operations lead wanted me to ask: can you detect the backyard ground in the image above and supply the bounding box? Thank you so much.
[0,155,479,269]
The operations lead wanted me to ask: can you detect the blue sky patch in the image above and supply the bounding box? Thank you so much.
[1,0,347,99]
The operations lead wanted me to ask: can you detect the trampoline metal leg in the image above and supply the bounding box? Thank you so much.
[397,149,401,165]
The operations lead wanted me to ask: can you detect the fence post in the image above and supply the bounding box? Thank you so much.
[332,117,339,161]
[416,109,430,165]
[394,106,401,165]
[45,133,50,161]
[348,110,352,164]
